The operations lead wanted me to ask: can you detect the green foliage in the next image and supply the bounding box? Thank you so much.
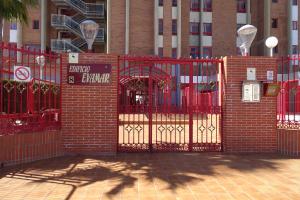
[0,0,38,24]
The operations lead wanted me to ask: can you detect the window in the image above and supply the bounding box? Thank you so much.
[203,23,212,35]
[293,21,298,30]
[10,23,17,30]
[159,0,163,6]
[172,0,177,7]
[203,0,212,12]
[190,0,200,11]
[158,48,163,57]
[172,48,177,58]
[274,45,278,54]
[32,20,39,29]
[272,0,278,2]
[190,46,199,58]
[293,0,298,5]
[172,20,177,35]
[272,18,278,28]
[292,45,298,54]
[203,47,212,58]
[190,22,200,35]
[159,19,163,35]
[237,0,246,13]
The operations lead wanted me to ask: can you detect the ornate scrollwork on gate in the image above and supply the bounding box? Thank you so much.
[158,125,166,133]
[30,83,39,94]
[157,80,166,90]
[135,125,143,133]
[198,125,206,133]
[52,85,60,95]
[125,125,133,133]
[3,81,14,93]
[16,82,27,94]
[41,83,50,94]
[127,79,146,91]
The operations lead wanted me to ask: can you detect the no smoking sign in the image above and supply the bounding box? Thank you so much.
[14,66,32,82]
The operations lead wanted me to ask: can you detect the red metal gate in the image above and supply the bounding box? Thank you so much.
[117,56,223,152]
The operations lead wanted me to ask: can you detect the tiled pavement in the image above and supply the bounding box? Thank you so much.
[0,153,300,200]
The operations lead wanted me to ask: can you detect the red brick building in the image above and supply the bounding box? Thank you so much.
[1,0,300,57]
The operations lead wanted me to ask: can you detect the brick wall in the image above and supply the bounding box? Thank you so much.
[277,129,300,156]
[61,53,118,154]
[223,56,278,153]
[0,130,62,167]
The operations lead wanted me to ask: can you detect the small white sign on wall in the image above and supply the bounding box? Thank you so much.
[247,68,256,80]
[69,53,79,64]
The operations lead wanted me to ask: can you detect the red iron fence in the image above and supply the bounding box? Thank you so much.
[0,43,61,135]
[118,56,223,152]
[277,56,300,129]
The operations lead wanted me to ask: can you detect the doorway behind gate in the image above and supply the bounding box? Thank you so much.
[117,56,223,152]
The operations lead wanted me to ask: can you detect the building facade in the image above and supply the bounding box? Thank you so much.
[1,0,299,57]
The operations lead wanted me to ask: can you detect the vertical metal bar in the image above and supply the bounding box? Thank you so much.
[117,56,120,152]
[149,63,153,152]
[220,60,224,152]
[0,42,3,114]
[59,54,62,128]
[189,61,193,152]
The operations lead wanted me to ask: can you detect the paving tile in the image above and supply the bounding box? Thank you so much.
[0,154,300,200]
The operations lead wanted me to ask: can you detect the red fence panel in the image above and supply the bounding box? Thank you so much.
[0,43,62,135]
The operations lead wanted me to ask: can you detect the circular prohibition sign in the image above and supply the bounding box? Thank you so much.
[15,66,30,81]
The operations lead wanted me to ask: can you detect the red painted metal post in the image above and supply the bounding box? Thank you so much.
[117,56,120,152]
[220,60,224,152]
[149,64,153,152]
[188,62,193,152]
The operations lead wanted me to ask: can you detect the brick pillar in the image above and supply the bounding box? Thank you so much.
[223,56,277,153]
[61,54,118,155]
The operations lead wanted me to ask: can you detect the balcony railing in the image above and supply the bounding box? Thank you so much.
[51,0,105,18]
[51,39,83,53]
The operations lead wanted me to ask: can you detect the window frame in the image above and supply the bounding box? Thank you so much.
[172,0,177,7]
[190,46,200,58]
[158,47,163,57]
[190,22,200,35]
[202,46,212,58]
[172,48,177,58]
[293,0,298,5]
[32,20,40,30]
[159,19,163,35]
[159,0,163,6]
[272,18,278,28]
[203,23,212,36]
[190,0,201,11]
[292,21,298,30]
[292,45,298,55]
[237,0,247,13]
[203,0,212,12]
[172,19,177,35]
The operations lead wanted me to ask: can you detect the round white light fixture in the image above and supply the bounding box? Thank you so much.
[265,36,278,57]
[237,24,257,56]
[80,20,99,52]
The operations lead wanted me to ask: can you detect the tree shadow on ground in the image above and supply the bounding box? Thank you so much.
[0,153,286,199]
